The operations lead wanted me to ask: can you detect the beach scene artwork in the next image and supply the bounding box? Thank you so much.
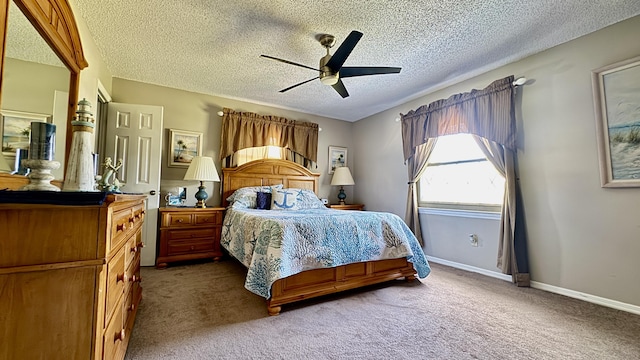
[1,111,50,154]
[603,62,640,180]
[168,129,202,167]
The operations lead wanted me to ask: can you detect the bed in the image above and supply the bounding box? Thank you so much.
[221,159,430,315]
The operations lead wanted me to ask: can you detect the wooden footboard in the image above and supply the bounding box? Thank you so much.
[266,257,416,316]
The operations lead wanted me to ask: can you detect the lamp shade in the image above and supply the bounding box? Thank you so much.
[183,156,220,182]
[331,166,354,186]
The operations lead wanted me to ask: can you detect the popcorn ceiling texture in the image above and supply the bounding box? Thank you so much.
[69,0,640,121]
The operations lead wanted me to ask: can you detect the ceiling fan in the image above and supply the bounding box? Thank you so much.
[260,30,401,98]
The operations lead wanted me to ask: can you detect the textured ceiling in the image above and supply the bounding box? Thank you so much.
[67,0,640,122]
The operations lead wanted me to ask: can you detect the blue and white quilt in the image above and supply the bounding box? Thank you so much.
[221,207,431,299]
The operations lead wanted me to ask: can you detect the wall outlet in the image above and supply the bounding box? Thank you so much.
[469,234,479,247]
[321,198,329,205]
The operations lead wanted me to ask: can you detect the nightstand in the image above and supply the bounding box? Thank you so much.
[327,204,365,211]
[156,207,225,269]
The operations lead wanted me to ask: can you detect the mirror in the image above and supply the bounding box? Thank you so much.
[0,0,87,188]
[1,1,70,179]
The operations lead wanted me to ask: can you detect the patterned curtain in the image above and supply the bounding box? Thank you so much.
[400,75,530,286]
[219,108,318,166]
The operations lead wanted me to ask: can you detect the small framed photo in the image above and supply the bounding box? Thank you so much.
[328,146,347,174]
[167,195,182,206]
[168,129,203,167]
[592,55,640,187]
[1,109,52,156]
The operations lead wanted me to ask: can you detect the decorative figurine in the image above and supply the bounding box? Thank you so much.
[95,157,124,192]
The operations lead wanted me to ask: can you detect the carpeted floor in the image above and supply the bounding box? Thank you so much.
[125,260,640,360]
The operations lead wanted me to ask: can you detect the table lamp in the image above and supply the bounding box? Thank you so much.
[330,166,355,205]
[183,156,220,208]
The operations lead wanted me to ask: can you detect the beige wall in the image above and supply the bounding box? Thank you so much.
[111,78,353,207]
[354,16,640,307]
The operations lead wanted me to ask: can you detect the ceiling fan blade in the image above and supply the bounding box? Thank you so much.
[325,30,363,72]
[279,77,319,93]
[331,79,349,98]
[261,55,318,72]
[340,66,402,78]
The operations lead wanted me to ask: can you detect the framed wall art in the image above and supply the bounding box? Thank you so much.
[168,128,203,167]
[1,109,52,155]
[328,145,347,174]
[592,55,640,187]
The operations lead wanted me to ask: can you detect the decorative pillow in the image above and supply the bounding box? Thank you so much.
[271,188,324,210]
[291,188,326,209]
[256,191,272,210]
[271,188,298,210]
[226,184,282,208]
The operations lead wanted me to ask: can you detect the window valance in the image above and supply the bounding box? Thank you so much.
[219,108,319,162]
[401,76,516,161]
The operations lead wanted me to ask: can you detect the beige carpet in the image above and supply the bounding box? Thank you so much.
[125,260,640,360]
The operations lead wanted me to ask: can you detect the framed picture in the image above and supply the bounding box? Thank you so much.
[328,146,347,174]
[1,109,52,155]
[168,129,203,167]
[592,55,640,187]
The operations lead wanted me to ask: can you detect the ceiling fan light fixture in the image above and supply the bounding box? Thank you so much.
[320,72,339,85]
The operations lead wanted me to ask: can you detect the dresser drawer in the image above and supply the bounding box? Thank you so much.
[111,208,133,250]
[105,247,126,326]
[103,302,125,360]
[167,239,215,255]
[164,213,193,227]
[124,232,139,269]
[165,227,216,241]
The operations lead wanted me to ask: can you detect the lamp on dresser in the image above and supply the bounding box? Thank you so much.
[330,166,355,205]
[183,156,220,208]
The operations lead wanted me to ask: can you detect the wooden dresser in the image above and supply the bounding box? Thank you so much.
[156,207,225,268]
[0,193,146,360]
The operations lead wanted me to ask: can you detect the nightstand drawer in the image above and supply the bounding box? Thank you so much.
[167,239,215,255]
[164,213,193,226]
[164,227,217,241]
[195,212,221,225]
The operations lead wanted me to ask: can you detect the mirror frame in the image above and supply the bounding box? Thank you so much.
[0,0,87,186]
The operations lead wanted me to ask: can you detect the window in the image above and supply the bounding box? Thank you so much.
[233,145,285,166]
[418,133,505,212]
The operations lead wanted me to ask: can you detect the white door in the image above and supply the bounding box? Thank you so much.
[105,103,163,266]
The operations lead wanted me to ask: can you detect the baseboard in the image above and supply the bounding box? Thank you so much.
[426,256,640,315]
[426,256,512,281]
[530,281,640,316]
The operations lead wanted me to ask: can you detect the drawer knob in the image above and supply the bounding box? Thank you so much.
[135,276,142,283]
[138,243,145,249]
[177,219,183,223]
[130,246,137,253]
[117,223,127,232]
[115,329,125,342]
[117,273,128,283]
[129,216,135,223]
[128,303,135,312]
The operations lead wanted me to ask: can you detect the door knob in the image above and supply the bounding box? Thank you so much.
[150,190,157,195]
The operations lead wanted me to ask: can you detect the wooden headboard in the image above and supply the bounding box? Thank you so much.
[222,159,320,207]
